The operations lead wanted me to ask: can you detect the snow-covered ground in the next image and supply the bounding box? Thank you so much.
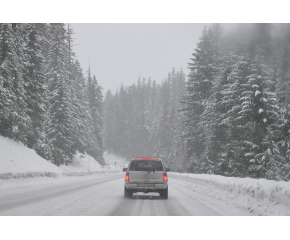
[0,136,63,175]
[169,173,290,216]
[0,136,126,177]
[59,151,127,173]
[0,136,126,190]
[1,135,290,215]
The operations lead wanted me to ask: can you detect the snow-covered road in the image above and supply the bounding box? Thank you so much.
[0,172,250,216]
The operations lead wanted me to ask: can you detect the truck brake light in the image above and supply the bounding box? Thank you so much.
[163,173,168,182]
[125,173,129,181]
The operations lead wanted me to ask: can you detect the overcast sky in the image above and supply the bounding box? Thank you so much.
[70,23,235,93]
[3,0,286,94]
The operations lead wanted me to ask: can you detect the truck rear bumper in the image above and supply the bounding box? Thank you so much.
[125,182,167,192]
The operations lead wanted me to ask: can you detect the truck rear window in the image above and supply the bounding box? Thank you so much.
[129,160,164,171]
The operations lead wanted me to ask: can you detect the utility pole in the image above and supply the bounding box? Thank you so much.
[183,133,187,173]
[185,152,187,173]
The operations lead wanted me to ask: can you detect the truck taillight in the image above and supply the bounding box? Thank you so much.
[125,173,129,181]
[163,173,168,182]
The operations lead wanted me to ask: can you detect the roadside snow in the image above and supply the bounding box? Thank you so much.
[0,136,63,174]
[59,152,102,172]
[0,135,126,192]
[169,172,290,215]
[59,152,127,173]
[0,136,126,179]
[2,136,290,215]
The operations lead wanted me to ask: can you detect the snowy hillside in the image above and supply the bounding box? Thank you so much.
[0,136,63,175]
[59,152,127,173]
[0,136,126,179]
[59,152,103,173]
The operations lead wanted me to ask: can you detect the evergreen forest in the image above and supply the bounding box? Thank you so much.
[104,23,290,181]
[0,23,104,166]
[1,23,290,181]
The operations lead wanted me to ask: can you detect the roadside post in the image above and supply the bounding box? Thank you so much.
[185,152,187,173]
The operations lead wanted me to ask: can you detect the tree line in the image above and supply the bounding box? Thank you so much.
[182,23,290,180]
[104,23,290,181]
[103,69,186,171]
[0,23,104,166]
[2,23,289,181]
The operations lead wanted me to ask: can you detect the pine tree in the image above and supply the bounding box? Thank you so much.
[87,71,104,165]
[240,45,279,178]
[219,55,252,176]
[274,26,290,180]
[0,23,16,138]
[21,23,46,151]
[46,23,75,166]
[70,60,90,154]
[103,89,115,153]
[0,23,30,142]
[182,27,220,173]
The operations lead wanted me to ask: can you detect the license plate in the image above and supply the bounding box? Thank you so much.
[137,184,153,187]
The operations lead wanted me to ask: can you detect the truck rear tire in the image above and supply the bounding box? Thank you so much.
[160,187,168,199]
[124,187,133,199]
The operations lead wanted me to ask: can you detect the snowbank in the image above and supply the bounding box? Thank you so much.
[169,172,290,215]
[59,152,127,174]
[0,136,125,179]
[0,136,63,177]
[59,152,103,173]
